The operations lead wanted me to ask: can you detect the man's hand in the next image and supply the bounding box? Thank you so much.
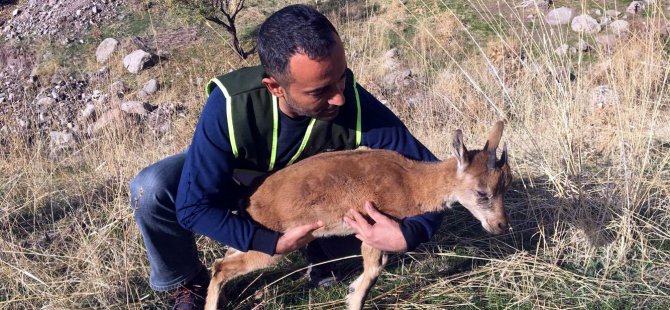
[343,201,408,253]
[275,221,324,255]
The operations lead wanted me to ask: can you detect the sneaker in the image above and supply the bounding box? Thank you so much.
[172,268,210,310]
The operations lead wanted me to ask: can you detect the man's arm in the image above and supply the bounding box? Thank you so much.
[357,85,444,252]
[175,87,281,255]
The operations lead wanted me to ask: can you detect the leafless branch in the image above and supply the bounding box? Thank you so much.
[192,0,256,59]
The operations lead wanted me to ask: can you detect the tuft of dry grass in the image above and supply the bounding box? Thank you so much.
[2,0,670,308]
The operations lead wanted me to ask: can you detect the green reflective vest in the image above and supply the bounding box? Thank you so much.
[205,65,362,177]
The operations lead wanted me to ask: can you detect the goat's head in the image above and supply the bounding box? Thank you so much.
[451,121,512,235]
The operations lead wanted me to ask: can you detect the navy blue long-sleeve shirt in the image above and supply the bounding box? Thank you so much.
[175,83,444,255]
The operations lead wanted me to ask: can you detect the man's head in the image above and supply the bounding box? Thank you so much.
[258,4,348,120]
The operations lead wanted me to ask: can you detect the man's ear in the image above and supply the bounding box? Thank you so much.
[262,77,285,97]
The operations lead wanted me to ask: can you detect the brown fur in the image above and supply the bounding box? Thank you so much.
[205,121,512,310]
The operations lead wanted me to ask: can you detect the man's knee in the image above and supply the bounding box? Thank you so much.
[130,164,177,216]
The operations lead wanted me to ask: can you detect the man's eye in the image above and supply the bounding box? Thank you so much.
[477,191,489,200]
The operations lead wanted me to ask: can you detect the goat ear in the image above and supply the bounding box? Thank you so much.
[483,121,504,152]
[452,129,469,169]
[497,142,508,167]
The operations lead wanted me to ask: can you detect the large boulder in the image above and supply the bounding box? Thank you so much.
[96,38,118,64]
[123,50,154,74]
[545,7,574,25]
[571,14,601,33]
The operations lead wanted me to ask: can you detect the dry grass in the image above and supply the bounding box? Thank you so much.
[1,0,670,308]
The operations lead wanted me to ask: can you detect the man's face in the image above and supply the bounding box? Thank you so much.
[279,36,348,120]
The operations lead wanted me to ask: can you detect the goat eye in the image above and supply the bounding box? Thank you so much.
[477,191,488,199]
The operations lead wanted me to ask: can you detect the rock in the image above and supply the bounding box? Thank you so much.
[589,85,618,109]
[575,39,590,52]
[37,97,56,106]
[196,77,204,86]
[110,80,126,97]
[12,9,21,17]
[143,79,159,94]
[123,50,154,74]
[571,14,601,33]
[384,48,399,59]
[599,16,613,27]
[120,101,149,116]
[627,1,646,14]
[95,38,118,64]
[609,20,630,35]
[594,9,602,16]
[555,44,569,55]
[50,72,64,85]
[81,104,96,119]
[92,109,124,133]
[605,10,621,18]
[515,0,550,10]
[137,90,148,98]
[49,131,76,152]
[545,7,574,25]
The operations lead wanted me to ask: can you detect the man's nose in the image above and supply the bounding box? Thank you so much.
[328,90,345,106]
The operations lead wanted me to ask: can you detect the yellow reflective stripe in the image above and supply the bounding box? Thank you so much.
[287,118,316,166]
[208,78,239,158]
[268,95,279,171]
[353,75,362,147]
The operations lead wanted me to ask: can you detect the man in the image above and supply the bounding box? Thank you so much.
[130,4,443,309]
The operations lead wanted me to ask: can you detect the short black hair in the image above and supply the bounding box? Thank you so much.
[257,4,339,83]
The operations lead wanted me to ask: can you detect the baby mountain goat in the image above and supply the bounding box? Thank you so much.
[205,121,513,310]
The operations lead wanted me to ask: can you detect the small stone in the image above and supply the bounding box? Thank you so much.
[594,9,602,16]
[49,131,76,152]
[545,7,575,25]
[590,85,618,109]
[571,14,601,33]
[37,97,56,106]
[605,10,621,18]
[96,38,119,64]
[555,44,569,55]
[123,50,155,74]
[120,101,149,116]
[384,48,399,59]
[627,1,646,14]
[12,9,21,17]
[137,90,148,98]
[609,20,630,36]
[82,104,96,119]
[110,80,127,97]
[143,79,159,94]
[575,39,590,52]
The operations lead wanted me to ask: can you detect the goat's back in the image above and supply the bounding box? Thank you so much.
[246,149,434,236]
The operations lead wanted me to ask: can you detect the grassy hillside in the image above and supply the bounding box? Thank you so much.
[1,0,670,308]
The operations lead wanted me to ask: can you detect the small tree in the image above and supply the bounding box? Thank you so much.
[190,0,256,59]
